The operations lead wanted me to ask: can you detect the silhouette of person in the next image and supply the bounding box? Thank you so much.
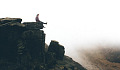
[35,14,40,22]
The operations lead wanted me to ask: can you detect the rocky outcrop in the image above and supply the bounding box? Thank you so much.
[23,22,44,29]
[53,55,86,70]
[0,18,86,70]
[0,18,22,24]
[48,40,65,60]
[0,18,46,70]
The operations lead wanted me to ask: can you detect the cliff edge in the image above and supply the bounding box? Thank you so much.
[0,18,86,70]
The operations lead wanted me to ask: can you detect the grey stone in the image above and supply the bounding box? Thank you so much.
[0,18,22,24]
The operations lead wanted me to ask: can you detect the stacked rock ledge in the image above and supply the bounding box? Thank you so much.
[0,18,86,70]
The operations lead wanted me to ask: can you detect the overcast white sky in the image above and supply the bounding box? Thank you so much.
[1,0,120,55]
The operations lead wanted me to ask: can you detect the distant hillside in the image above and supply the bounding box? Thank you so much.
[78,46,120,70]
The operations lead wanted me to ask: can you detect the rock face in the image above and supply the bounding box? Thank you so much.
[48,40,65,60]
[23,22,44,29]
[0,18,86,70]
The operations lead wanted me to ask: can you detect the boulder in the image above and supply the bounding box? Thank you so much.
[48,40,65,60]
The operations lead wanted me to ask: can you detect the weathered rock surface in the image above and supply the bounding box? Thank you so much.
[0,18,22,24]
[48,40,65,60]
[23,22,44,29]
[49,55,87,70]
[0,18,86,70]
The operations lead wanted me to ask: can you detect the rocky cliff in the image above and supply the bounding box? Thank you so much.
[0,18,86,70]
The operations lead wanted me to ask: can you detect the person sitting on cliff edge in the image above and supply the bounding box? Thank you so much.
[35,14,47,28]
[35,14,47,24]
[35,14,40,22]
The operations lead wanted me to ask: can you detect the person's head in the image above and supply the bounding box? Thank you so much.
[37,14,39,16]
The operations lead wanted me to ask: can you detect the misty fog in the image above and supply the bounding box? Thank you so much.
[1,0,120,69]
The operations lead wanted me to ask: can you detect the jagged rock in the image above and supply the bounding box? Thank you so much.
[0,24,25,60]
[0,18,46,69]
[22,29,45,60]
[48,40,65,60]
[0,18,86,70]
